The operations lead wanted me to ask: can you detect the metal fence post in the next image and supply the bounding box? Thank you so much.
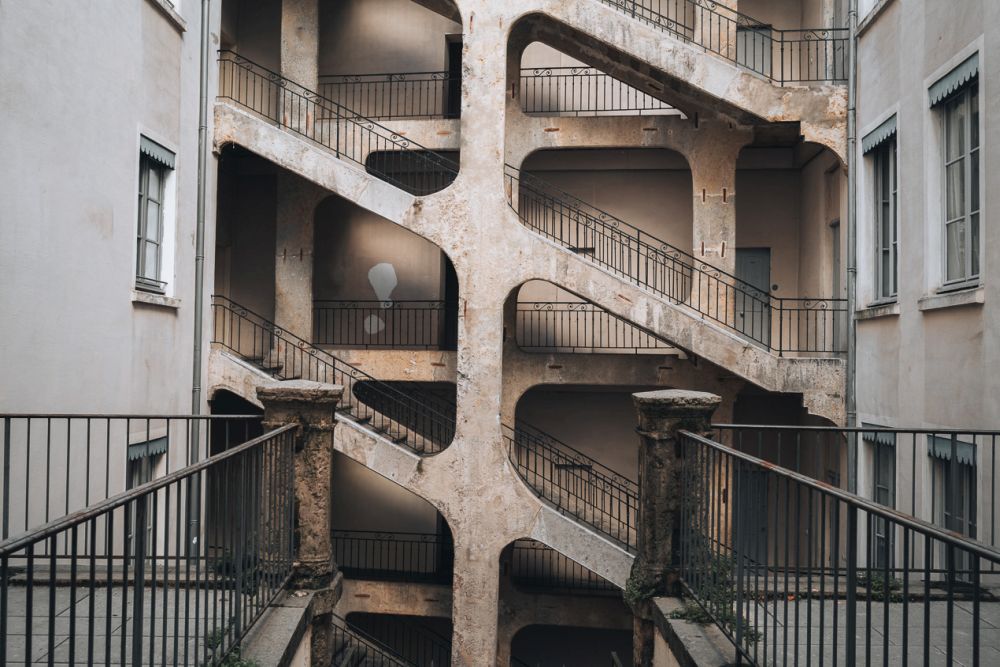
[845,504,858,662]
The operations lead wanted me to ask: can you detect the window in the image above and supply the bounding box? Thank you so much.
[942,84,980,284]
[873,139,898,299]
[930,53,980,287]
[136,136,175,293]
[864,428,896,569]
[126,437,166,555]
[929,434,977,581]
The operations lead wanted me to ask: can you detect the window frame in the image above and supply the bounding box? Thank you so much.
[873,138,898,301]
[135,154,168,293]
[939,81,980,289]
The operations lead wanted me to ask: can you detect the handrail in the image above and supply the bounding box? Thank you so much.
[212,295,455,454]
[218,50,459,196]
[507,164,847,353]
[599,0,848,84]
[681,429,1000,557]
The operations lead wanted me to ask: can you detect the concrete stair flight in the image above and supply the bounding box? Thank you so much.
[212,296,455,455]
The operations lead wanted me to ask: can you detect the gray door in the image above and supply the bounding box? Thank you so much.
[735,248,771,346]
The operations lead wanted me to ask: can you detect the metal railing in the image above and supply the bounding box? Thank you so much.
[331,529,453,584]
[0,415,261,543]
[320,71,460,120]
[504,423,639,552]
[519,66,675,116]
[600,0,848,84]
[332,614,413,667]
[714,424,1000,560]
[0,423,297,666]
[313,300,453,350]
[509,539,620,594]
[678,429,1000,666]
[347,613,452,667]
[218,51,459,196]
[517,300,676,354]
[212,296,456,454]
[506,165,847,354]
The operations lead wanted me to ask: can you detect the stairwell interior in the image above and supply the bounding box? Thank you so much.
[211,0,850,663]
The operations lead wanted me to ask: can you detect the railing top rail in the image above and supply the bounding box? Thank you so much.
[504,422,639,489]
[509,166,767,297]
[0,413,259,420]
[218,50,460,175]
[713,423,1000,436]
[214,295,457,425]
[332,529,450,539]
[321,70,452,79]
[681,429,1000,559]
[314,299,446,306]
[0,424,298,556]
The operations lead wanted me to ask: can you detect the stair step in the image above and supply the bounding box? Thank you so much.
[569,246,596,255]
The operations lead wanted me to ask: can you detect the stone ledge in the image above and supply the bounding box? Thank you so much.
[651,597,737,667]
[856,301,900,321]
[240,591,313,667]
[145,0,187,33]
[918,286,985,312]
[132,289,181,310]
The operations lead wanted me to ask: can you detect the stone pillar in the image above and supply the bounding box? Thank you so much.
[275,172,323,346]
[451,540,503,666]
[280,0,319,89]
[688,125,745,278]
[280,0,319,134]
[628,390,721,667]
[258,380,343,667]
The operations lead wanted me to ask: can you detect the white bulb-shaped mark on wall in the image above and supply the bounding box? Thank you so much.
[365,262,398,335]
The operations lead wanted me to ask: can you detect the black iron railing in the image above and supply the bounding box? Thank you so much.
[506,165,847,354]
[332,529,453,584]
[313,300,453,350]
[600,0,848,84]
[319,71,460,121]
[509,539,620,593]
[517,300,676,354]
[678,429,1000,666]
[332,614,414,667]
[714,424,1000,562]
[0,415,261,543]
[519,66,675,116]
[212,296,456,454]
[347,613,452,667]
[218,51,459,197]
[0,424,297,667]
[504,423,639,552]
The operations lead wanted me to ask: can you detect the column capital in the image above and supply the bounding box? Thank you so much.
[257,380,343,432]
[632,389,721,437]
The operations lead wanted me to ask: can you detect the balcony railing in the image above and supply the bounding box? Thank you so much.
[313,300,454,350]
[317,66,675,120]
[212,296,456,454]
[509,539,620,594]
[506,165,848,355]
[504,423,639,552]
[714,425,1000,559]
[347,613,453,667]
[320,71,460,120]
[678,429,1000,666]
[601,0,848,84]
[0,423,298,666]
[218,51,459,197]
[331,529,453,584]
[519,66,675,116]
[517,300,677,354]
[0,414,261,543]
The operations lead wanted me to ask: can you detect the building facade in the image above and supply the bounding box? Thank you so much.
[1,0,997,665]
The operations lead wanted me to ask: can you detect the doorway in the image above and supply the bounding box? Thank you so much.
[735,248,772,346]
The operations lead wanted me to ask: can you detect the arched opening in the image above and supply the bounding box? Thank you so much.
[313,193,459,351]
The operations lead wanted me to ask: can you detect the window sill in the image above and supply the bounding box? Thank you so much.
[856,301,900,321]
[145,0,187,33]
[918,286,984,312]
[132,290,181,310]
